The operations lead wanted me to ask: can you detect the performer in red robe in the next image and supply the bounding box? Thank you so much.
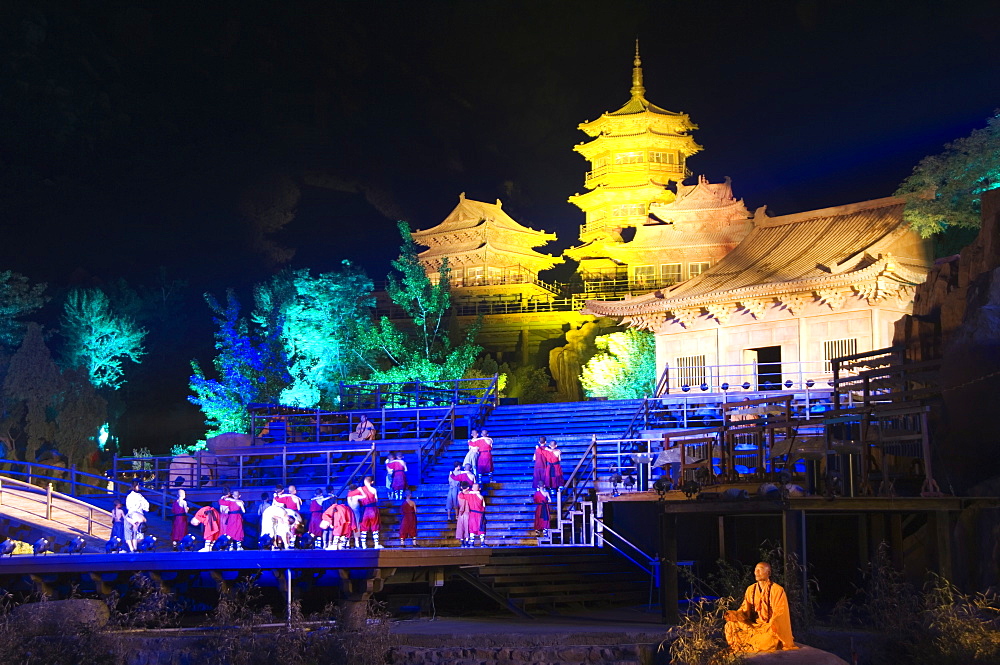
[386,452,408,500]
[464,484,487,547]
[225,491,246,547]
[532,437,548,488]
[398,490,417,547]
[543,441,564,490]
[308,489,326,537]
[474,430,494,481]
[346,484,365,549]
[532,487,550,534]
[191,505,221,551]
[357,476,382,549]
[170,489,189,549]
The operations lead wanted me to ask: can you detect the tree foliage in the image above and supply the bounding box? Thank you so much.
[189,290,290,435]
[896,110,1000,237]
[580,328,656,400]
[0,271,47,350]
[2,323,66,463]
[55,368,107,469]
[61,288,147,390]
[365,221,482,383]
[254,265,374,407]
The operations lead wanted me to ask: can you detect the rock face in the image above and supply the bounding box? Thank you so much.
[11,598,110,636]
[745,644,849,664]
[893,189,1000,493]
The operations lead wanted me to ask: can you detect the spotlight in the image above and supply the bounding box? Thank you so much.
[700,383,709,391]
[66,536,86,554]
[721,383,729,391]
[258,534,274,551]
[212,535,232,551]
[681,384,690,392]
[623,475,636,491]
[136,534,157,552]
[742,382,751,390]
[105,536,124,554]
[1,539,15,557]
[609,464,623,497]
[294,533,315,550]
[682,480,700,499]
[33,537,51,555]
[179,534,198,551]
[653,476,672,498]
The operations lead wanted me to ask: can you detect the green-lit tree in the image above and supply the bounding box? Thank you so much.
[60,288,147,390]
[896,110,1000,238]
[580,328,656,400]
[365,221,482,382]
[189,290,290,435]
[2,324,65,464]
[0,271,47,350]
[254,264,375,407]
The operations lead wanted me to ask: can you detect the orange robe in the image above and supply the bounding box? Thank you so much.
[724,581,796,652]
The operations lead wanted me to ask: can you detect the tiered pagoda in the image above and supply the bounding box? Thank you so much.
[411,193,561,296]
[565,43,702,281]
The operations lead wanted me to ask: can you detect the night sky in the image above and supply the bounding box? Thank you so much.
[2,1,999,446]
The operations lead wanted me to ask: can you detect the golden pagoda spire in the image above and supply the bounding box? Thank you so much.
[630,39,645,99]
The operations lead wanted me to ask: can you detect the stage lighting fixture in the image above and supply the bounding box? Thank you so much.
[105,536,124,554]
[700,383,709,391]
[608,464,623,497]
[294,533,315,550]
[136,534,157,552]
[258,534,274,551]
[1,539,15,557]
[653,476,672,498]
[682,480,700,499]
[66,536,86,554]
[212,535,232,551]
[33,537,51,555]
[681,384,690,392]
[179,534,198,551]
[785,380,793,388]
[721,383,729,391]
[742,382,751,390]
[622,474,636,491]
[806,379,815,388]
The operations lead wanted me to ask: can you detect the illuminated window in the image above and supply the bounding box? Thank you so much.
[487,266,502,284]
[451,268,464,287]
[467,266,484,286]
[823,338,858,372]
[633,265,656,286]
[688,262,710,279]
[661,263,682,284]
[675,355,707,387]
[594,155,609,169]
[614,151,644,165]
[649,151,677,164]
[612,203,646,217]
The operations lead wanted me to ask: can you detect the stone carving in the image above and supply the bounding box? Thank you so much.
[740,299,770,319]
[671,307,703,328]
[816,288,847,310]
[706,303,737,325]
[779,293,812,315]
[548,321,600,402]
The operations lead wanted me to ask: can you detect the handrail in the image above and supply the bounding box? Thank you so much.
[621,398,649,439]
[333,446,376,499]
[420,405,456,477]
[0,475,111,538]
[594,516,657,577]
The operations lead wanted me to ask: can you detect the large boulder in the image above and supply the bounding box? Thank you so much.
[10,599,110,636]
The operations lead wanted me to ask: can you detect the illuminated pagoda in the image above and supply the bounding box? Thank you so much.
[581,195,933,389]
[411,192,561,294]
[566,42,702,285]
[584,174,754,292]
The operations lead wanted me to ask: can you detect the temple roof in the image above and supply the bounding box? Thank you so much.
[650,175,746,217]
[582,195,932,318]
[413,194,560,271]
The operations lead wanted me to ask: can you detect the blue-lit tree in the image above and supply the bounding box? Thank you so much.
[365,221,482,382]
[255,265,375,407]
[60,288,147,390]
[580,328,656,400]
[189,290,290,435]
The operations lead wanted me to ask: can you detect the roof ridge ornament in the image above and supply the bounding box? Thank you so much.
[630,39,645,99]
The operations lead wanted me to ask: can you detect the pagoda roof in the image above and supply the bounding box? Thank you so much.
[582,195,931,319]
[413,193,556,247]
[650,176,745,216]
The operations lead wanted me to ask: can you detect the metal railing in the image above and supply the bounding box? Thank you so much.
[559,436,598,520]
[0,475,112,537]
[337,376,499,411]
[663,359,836,394]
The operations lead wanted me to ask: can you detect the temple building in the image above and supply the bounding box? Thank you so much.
[565,44,702,289]
[406,194,588,380]
[581,195,934,389]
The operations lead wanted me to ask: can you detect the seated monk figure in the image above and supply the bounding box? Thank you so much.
[724,562,796,653]
[348,414,377,441]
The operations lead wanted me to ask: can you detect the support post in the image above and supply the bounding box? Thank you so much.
[659,507,679,624]
[933,510,953,581]
[782,509,807,609]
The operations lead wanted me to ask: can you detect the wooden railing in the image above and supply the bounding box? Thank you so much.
[0,475,111,537]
